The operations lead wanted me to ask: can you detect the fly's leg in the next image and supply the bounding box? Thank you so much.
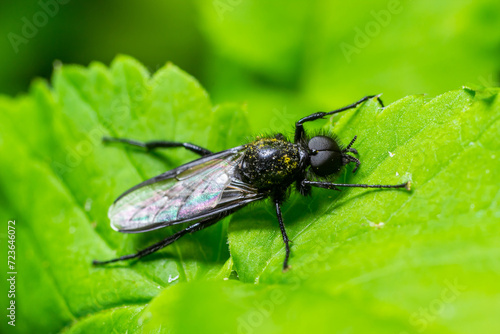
[93,219,219,265]
[103,137,212,156]
[275,200,291,272]
[303,180,410,191]
[343,135,359,155]
[294,95,384,143]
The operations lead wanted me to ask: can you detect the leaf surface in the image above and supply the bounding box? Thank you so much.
[0,57,499,333]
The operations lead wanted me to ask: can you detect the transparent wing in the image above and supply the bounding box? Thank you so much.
[109,147,265,233]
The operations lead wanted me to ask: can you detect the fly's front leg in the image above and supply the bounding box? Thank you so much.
[103,137,212,156]
[303,180,411,191]
[294,95,384,143]
[275,200,291,272]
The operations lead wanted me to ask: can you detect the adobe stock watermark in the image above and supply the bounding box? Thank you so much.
[340,0,404,63]
[7,0,71,54]
[51,81,151,177]
[6,220,17,327]
[477,73,500,88]
[230,236,336,334]
[52,124,108,176]
[401,278,467,334]
[213,0,243,21]
[256,106,296,136]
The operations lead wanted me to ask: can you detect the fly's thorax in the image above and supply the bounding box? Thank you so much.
[239,136,303,190]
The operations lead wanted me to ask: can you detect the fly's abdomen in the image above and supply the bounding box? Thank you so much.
[239,137,301,190]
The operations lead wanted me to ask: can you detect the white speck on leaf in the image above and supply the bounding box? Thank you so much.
[168,274,179,283]
[84,198,92,212]
[368,221,385,229]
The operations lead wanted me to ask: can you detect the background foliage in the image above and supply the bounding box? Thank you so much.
[1,1,500,333]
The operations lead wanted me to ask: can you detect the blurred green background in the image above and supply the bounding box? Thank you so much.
[1,0,499,132]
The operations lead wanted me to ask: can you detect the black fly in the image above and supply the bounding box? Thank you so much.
[93,95,410,271]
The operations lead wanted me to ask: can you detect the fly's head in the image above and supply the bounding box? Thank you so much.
[307,135,360,177]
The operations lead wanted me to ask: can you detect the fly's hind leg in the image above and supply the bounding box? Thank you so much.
[92,217,222,265]
[103,137,212,156]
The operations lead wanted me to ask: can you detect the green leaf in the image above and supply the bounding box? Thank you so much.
[1,56,499,333]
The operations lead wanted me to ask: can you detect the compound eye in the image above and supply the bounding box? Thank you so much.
[308,136,337,152]
[308,136,342,176]
[310,151,342,176]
